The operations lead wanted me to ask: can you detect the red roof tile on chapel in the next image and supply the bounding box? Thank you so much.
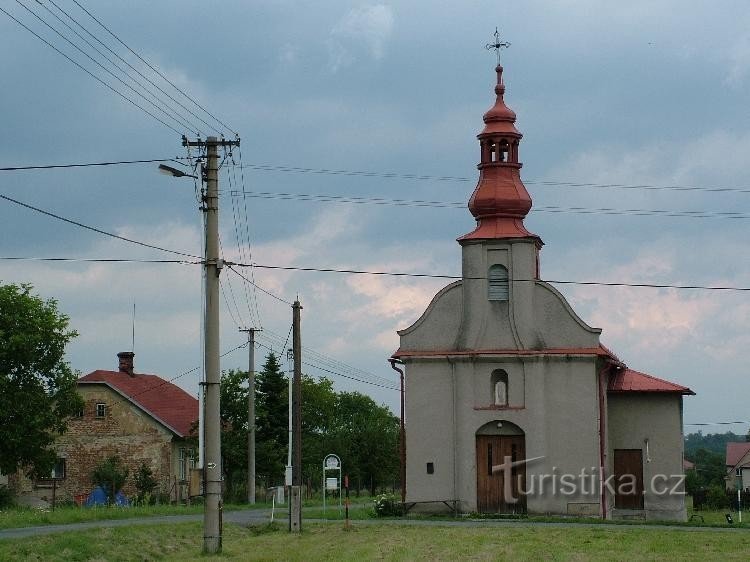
[79,368,198,437]
[608,369,694,395]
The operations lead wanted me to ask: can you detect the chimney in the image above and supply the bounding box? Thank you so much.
[117,351,135,377]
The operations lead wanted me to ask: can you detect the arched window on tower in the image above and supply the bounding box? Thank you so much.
[498,139,509,162]
[491,370,509,407]
[488,264,509,301]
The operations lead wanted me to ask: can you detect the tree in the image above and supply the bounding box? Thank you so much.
[0,283,83,478]
[220,368,250,501]
[92,456,129,504]
[134,463,158,505]
[255,353,288,487]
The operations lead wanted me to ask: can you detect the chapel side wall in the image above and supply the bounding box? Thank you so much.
[607,393,687,521]
[14,385,175,504]
[404,360,456,505]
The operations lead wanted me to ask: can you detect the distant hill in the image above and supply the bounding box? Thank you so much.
[684,431,747,459]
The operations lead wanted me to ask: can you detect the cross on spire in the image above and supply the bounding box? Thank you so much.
[485,27,511,65]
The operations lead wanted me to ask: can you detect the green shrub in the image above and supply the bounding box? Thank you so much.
[705,484,729,510]
[0,485,15,509]
[373,493,403,517]
[91,456,129,504]
[133,463,157,505]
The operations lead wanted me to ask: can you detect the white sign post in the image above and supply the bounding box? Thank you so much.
[322,454,342,520]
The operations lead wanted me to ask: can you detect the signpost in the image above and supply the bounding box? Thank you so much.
[322,454,342,520]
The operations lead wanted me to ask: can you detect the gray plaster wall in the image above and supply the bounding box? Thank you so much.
[607,393,687,521]
[399,239,601,354]
[404,354,603,515]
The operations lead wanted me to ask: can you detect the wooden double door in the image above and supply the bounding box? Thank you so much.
[476,435,527,513]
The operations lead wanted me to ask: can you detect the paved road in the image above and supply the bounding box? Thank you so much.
[1,509,748,540]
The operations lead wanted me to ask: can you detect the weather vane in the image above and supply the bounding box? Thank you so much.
[486,27,511,64]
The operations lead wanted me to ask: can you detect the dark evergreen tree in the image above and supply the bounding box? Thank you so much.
[255,353,288,487]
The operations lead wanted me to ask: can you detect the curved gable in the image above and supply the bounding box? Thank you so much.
[397,281,463,352]
[532,281,601,348]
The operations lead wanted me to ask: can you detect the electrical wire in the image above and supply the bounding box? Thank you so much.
[0,193,200,259]
[226,265,294,305]
[230,190,750,221]
[46,0,221,136]
[69,0,235,135]
[258,329,398,389]
[30,0,201,135]
[2,2,183,135]
[102,342,249,417]
[232,261,750,293]
[237,162,750,196]
[0,256,198,264]
[0,158,183,172]
[254,340,398,391]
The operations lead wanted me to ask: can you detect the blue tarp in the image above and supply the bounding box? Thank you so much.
[84,486,129,507]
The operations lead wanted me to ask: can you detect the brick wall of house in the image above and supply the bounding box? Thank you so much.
[14,384,180,504]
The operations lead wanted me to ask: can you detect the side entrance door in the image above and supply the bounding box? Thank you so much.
[476,435,526,513]
[613,449,644,509]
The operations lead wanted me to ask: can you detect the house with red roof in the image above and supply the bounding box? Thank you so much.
[12,352,198,505]
[391,60,694,521]
[725,442,750,492]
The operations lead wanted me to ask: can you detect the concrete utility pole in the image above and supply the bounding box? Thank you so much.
[183,135,239,555]
[290,300,303,532]
[239,327,258,504]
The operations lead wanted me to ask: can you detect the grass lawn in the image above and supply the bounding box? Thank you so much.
[1,521,749,561]
[0,504,209,530]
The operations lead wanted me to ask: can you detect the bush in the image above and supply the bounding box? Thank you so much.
[91,456,129,504]
[0,484,15,509]
[705,484,729,510]
[373,493,403,517]
[133,463,157,505]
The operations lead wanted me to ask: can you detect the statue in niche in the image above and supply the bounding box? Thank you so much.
[494,380,507,407]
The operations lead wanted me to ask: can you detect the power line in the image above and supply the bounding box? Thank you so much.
[103,342,249,416]
[0,256,198,264]
[237,162,750,196]
[254,340,398,391]
[1,3,182,135]
[0,157,181,172]
[46,0,221,136]
[226,264,294,305]
[0,193,200,259]
[696,420,750,427]
[69,0,235,135]
[1,253,747,295]
[230,190,750,221]
[232,261,750,293]
[259,329,399,389]
[29,0,202,135]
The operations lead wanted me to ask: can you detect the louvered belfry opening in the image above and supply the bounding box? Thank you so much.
[488,264,509,301]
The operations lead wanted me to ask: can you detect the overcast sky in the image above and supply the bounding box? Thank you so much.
[1,1,749,434]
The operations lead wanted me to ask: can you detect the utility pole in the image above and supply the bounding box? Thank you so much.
[183,135,239,555]
[239,327,259,504]
[290,300,303,532]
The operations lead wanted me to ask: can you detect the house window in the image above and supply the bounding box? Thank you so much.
[96,403,106,418]
[38,458,66,483]
[51,458,66,479]
[491,370,509,407]
[488,265,509,301]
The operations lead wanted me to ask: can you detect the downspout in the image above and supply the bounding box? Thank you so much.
[449,356,458,509]
[597,362,610,520]
[389,358,407,505]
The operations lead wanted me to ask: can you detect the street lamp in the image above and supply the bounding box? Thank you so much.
[158,163,198,179]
